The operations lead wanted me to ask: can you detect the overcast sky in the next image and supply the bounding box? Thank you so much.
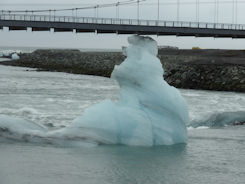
[1,0,245,49]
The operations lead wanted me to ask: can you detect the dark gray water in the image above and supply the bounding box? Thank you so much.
[0,65,245,184]
[1,126,245,184]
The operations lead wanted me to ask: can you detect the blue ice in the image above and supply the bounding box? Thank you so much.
[55,35,189,146]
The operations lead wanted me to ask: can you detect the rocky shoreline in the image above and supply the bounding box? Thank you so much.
[1,48,245,92]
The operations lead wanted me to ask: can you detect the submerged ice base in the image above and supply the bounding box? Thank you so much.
[53,35,189,146]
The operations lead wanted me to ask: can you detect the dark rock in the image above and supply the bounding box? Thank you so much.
[1,48,245,92]
[232,121,245,126]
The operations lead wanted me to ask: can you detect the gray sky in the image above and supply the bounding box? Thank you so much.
[1,0,245,49]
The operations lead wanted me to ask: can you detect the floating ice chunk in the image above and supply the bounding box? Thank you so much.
[187,126,195,131]
[0,115,46,141]
[2,50,13,57]
[196,126,209,129]
[190,111,245,128]
[187,126,209,130]
[11,53,20,60]
[54,35,189,146]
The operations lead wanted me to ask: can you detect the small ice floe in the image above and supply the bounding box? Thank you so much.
[196,126,209,129]
[187,126,209,131]
[11,53,20,60]
[2,50,13,57]
[190,111,245,128]
[1,50,21,57]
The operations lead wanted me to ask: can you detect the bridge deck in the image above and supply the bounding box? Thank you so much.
[1,14,245,38]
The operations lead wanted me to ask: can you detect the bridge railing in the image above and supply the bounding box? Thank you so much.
[1,13,245,31]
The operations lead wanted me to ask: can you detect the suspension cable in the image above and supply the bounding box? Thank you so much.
[116,1,119,19]
[196,0,200,22]
[137,0,139,21]
[1,0,145,14]
[235,0,238,24]
[157,0,160,21]
[177,0,180,22]
[216,0,219,23]
[232,0,235,23]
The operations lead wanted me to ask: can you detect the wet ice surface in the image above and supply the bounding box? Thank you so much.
[56,36,188,146]
[0,65,245,184]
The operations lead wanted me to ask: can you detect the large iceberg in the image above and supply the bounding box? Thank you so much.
[0,35,189,146]
[51,35,189,146]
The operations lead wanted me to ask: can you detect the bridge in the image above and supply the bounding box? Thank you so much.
[1,0,245,38]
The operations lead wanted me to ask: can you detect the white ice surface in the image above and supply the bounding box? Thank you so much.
[11,53,20,60]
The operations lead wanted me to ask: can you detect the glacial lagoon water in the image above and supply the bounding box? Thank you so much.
[0,65,245,184]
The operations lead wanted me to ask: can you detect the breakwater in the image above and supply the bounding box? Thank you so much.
[1,49,245,92]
